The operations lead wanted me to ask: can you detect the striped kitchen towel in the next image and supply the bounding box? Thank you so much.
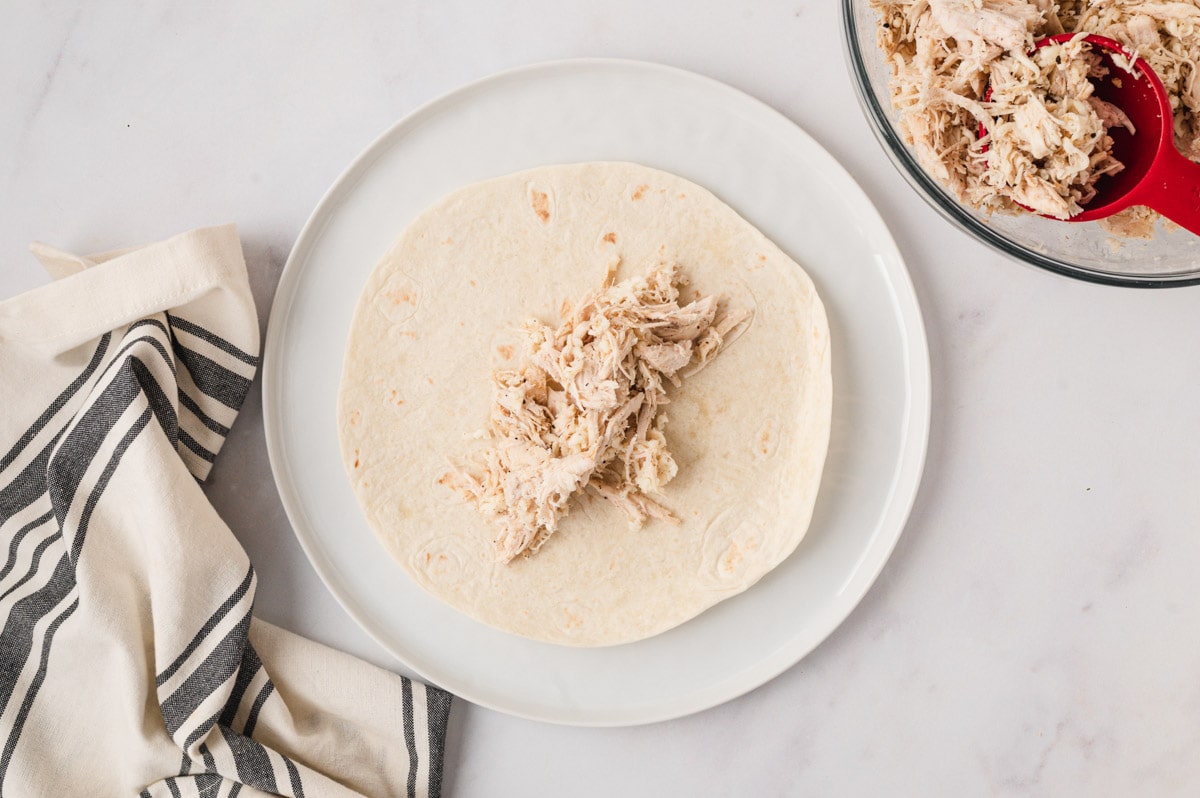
[0,225,452,797]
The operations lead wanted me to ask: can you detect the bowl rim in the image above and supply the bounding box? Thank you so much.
[840,0,1200,289]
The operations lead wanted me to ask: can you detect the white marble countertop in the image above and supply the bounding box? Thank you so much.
[5,2,1200,795]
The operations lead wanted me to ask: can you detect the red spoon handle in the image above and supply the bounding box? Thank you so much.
[1132,147,1200,237]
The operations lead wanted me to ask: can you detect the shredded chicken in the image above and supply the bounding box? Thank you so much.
[445,262,749,564]
[872,0,1200,234]
[986,36,1131,218]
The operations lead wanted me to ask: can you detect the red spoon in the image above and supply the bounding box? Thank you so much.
[983,33,1200,234]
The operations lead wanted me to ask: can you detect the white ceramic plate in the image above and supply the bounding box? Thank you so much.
[263,59,929,726]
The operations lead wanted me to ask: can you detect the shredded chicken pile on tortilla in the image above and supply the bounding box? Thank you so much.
[872,0,1200,235]
[446,262,748,564]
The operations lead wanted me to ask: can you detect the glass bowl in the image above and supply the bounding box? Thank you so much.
[841,0,1200,288]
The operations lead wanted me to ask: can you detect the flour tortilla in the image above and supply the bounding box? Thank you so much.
[337,162,831,646]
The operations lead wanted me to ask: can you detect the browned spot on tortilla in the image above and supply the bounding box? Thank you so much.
[437,472,453,486]
[497,344,514,359]
[348,410,360,426]
[632,184,648,201]
[441,237,454,245]
[531,190,551,223]
[602,232,617,244]
[678,193,686,199]
[396,330,418,339]
[425,552,432,564]
[386,288,417,306]
[563,606,583,630]
[353,449,361,469]
[760,426,772,455]
[426,377,434,386]
[469,279,477,287]
[723,542,743,571]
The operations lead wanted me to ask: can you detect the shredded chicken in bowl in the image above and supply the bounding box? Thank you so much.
[872,0,1200,236]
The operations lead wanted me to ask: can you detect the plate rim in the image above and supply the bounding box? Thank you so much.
[262,56,932,726]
